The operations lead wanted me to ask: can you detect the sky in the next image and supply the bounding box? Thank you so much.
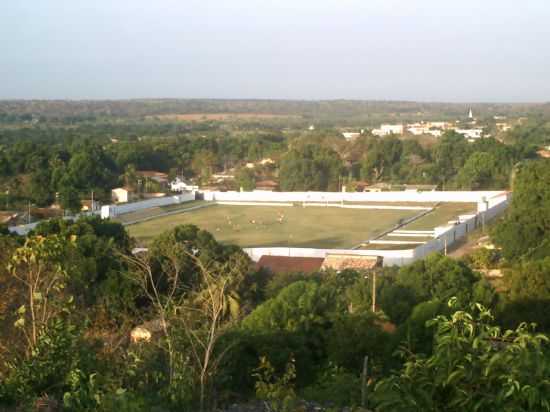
[1,0,550,102]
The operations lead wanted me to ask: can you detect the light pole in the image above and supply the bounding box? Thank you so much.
[372,270,377,313]
[364,271,378,313]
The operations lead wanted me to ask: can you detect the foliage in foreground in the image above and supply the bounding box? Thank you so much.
[374,300,550,412]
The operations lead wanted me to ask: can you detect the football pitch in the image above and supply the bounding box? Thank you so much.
[127,204,423,248]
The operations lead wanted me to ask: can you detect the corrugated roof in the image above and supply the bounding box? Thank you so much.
[256,255,324,274]
[321,254,381,271]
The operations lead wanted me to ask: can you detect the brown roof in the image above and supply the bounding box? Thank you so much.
[255,180,279,188]
[136,170,169,178]
[321,254,381,271]
[256,255,324,274]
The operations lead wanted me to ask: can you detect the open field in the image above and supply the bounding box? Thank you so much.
[401,203,476,231]
[128,204,420,248]
[148,113,300,122]
[114,200,206,224]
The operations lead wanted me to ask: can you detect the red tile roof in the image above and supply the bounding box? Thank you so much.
[136,170,169,178]
[256,255,324,274]
[255,180,279,188]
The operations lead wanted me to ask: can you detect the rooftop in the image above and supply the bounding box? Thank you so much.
[256,255,324,274]
[321,254,381,271]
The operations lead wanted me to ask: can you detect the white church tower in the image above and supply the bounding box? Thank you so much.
[468,107,473,119]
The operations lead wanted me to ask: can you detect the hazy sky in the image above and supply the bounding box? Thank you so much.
[2,0,550,102]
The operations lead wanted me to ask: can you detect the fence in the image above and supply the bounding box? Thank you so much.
[8,190,510,266]
[204,190,508,206]
[101,192,196,218]
[241,191,510,266]
[243,246,417,267]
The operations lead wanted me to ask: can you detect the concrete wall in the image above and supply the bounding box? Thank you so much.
[8,190,510,267]
[241,191,510,266]
[244,246,417,267]
[101,192,195,218]
[203,190,508,206]
[411,194,509,262]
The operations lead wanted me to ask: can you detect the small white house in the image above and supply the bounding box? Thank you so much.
[455,128,483,139]
[342,132,361,141]
[259,158,275,166]
[372,124,404,136]
[170,177,199,192]
[111,187,134,204]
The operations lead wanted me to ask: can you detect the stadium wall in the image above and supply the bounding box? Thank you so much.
[239,191,510,267]
[243,246,417,267]
[101,192,195,218]
[8,190,510,267]
[203,190,507,207]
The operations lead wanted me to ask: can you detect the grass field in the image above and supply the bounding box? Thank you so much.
[401,203,476,231]
[128,204,420,248]
[115,200,206,224]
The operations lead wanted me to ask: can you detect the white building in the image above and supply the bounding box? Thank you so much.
[426,121,450,129]
[111,187,134,203]
[372,124,404,136]
[406,123,444,137]
[456,128,483,140]
[170,177,199,192]
[496,123,512,132]
[342,132,361,141]
[259,158,275,166]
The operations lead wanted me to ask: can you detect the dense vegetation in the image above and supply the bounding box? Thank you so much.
[1,101,550,411]
[0,207,549,411]
[0,101,546,218]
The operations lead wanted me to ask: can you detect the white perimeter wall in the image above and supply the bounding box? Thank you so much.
[101,192,195,218]
[9,190,510,267]
[230,190,510,267]
[244,246,417,267]
[204,190,507,206]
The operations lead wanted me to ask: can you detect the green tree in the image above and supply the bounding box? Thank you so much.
[191,150,218,183]
[374,301,550,412]
[236,167,256,191]
[7,236,72,354]
[360,136,403,182]
[396,254,483,307]
[431,131,471,186]
[58,184,81,214]
[455,152,499,189]
[279,145,342,191]
[492,159,550,260]
[28,169,55,206]
[242,281,329,333]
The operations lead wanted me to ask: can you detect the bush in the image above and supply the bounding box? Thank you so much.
[301,363,361,408]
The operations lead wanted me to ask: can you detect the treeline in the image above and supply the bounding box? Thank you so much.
[2,99,550,125]
[279,130,537,191]
[0,115,547,215]
[1,162,550,410]
[0,123,286,211]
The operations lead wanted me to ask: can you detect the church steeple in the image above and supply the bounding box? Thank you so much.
[468,107,473,119]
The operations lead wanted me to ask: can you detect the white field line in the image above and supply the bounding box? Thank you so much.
[369,240,425,245]
[216,201,293,207]
[302,202,431,210]
[393,230,434,234]
[387,233,435,238]
[350,207,435,250]
[122,203,216,226]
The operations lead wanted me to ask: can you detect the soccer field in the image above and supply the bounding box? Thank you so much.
[128,204,422,248]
